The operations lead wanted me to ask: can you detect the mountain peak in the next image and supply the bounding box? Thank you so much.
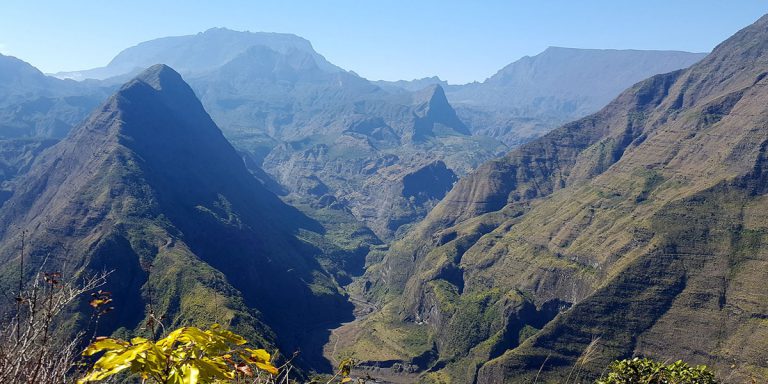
[0,57,345,357]
[132,64,183,91]
[411,84,470,138]
[0,53,49,88]
[413,83,448,109]
[113,63,211,129]
[202,26,235,34]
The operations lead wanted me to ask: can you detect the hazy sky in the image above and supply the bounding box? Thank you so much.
[1,1,767,83]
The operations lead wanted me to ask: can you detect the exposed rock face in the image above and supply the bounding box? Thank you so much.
[360,13,768,383]
[410,85,470,140]
[352,160,458,239]
[264,134,462,240]
[0,65,351,365]
[401,161,458,205]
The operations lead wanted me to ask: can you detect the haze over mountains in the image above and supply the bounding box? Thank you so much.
[2,28,705,239]
[1,16,765,383]
[53,28,343,81]
[380,47,707,145]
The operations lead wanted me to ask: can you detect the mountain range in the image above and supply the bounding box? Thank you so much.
[54,27,342,81]
[0,20,758,383]
[342,13,768,383]
[1,29,705,241]
[0,54,112,186]
[379,47,707,146]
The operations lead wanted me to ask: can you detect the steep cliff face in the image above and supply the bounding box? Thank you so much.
[0,65,351,366]
[358,14,768,383]
[264,135,462,239]
[352,160,458,239]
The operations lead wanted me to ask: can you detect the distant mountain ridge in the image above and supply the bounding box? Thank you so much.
[377,47,707,145]
[0,53,110,139]
[452,47,706,113]
[0,54,112,186]
[53,27,342,80]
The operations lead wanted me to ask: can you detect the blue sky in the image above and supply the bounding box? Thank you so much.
[1,1,767,83]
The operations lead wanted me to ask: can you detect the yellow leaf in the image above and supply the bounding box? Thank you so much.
[79,325,257,383]
[182,364,200,384]
[89,298,107,307]
[156,327,186,351]
[246,348,271,363]
[341,378,352,383]
[82,338,128,356]
[255,361,278,375]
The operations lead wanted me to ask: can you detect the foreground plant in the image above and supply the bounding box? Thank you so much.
[597,357,718,384]
[78,324,279,383]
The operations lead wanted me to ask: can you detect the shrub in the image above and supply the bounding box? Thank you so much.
[597,357,718,384]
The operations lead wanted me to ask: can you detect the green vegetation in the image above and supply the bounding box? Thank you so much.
[597,358,718,384]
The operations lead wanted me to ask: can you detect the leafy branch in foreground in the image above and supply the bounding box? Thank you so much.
[78,325,368,384]
[78,324,280,384]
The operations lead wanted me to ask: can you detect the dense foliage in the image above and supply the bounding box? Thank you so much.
[596,357,718,384]
[78,325,279,383]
